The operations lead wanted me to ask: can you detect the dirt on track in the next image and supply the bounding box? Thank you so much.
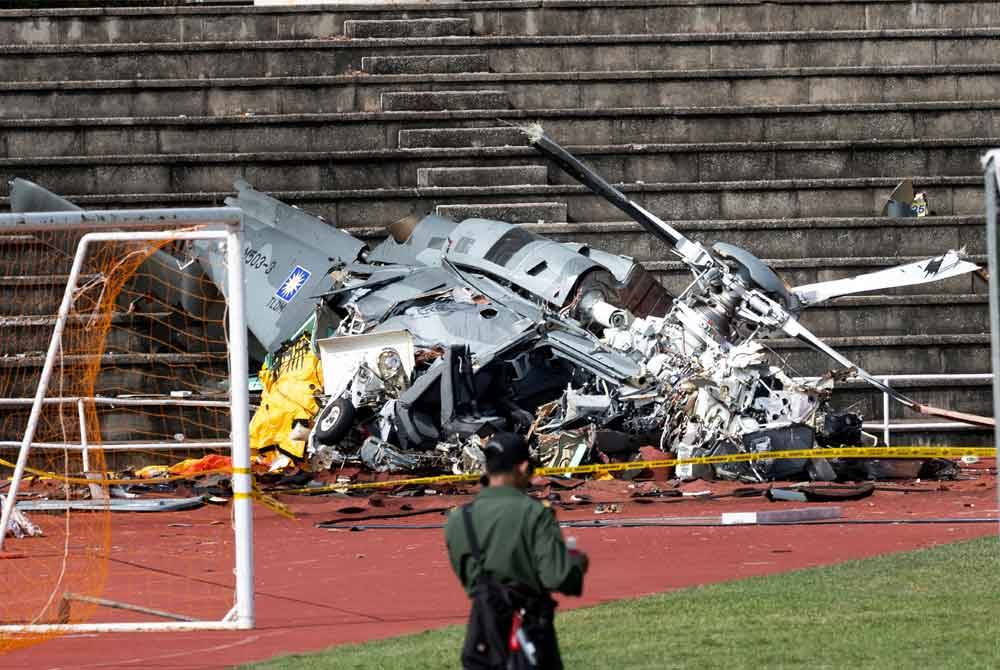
[3,467,997,670]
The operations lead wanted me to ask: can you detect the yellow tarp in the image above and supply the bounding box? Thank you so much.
[249,336,323,459]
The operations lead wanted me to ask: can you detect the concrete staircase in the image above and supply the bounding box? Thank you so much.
[1,0,997,446]
[2,2,997,43]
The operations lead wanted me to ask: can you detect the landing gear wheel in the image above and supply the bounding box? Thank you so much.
[313,397,355,446]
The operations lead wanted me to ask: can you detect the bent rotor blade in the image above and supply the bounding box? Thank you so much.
[522,124,711,267]
[913,404,995,428]
[792,250,979,307]
[779,317,915,407]
[780,316,995,428]
[521,125,682,245]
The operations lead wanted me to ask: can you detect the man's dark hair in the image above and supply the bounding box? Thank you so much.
[483,432,532,475]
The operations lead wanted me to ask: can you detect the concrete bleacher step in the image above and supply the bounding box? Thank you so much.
[0,353,230,399]
[346,29,1000,74]
[436,201,567,224]
[797,295,988,338]
[0,274,98,315]
[14,175,982,227]
[0,404,232,445]
[0,350,229,369]
[361,54,489,75]
[344,18,469,39]
[868,426,991,448]
[0,235,73,273]
[400,126,527,149]
[5,100,996,158]
[3,1,999,44]
[4,64,998,119]
[5,100,994,157]
[399,103,1000,150]
[0,40,526,81]
[7,29,1000,81]
[416,165,547,188]
[0,312,174,354]
[2,137,990,193]
[380,90,510,112]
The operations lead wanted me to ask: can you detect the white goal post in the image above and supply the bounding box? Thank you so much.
[984,150,1000,538]
[0,208,254,633]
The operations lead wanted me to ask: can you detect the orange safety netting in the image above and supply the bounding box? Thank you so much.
[0,225,236,653]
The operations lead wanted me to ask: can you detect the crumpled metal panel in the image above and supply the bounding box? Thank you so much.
[367,214,457,267]
[444,218,604,308]
[194,180,369,351]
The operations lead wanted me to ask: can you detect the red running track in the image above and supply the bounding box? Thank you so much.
[4,473,997,670]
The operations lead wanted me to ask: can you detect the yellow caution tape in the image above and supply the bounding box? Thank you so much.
[0,455,234,486]
[230,489,298,519]
[250,483,296,520]
[282,446,997,495]
[538,446,996,477]
[4,447,995,500]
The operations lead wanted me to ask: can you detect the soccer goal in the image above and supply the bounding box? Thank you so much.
[0,207,254,652]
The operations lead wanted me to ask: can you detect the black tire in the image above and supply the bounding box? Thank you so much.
[313,397,355,446]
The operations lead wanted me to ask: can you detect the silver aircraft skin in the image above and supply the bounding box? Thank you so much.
[7,129,985,479]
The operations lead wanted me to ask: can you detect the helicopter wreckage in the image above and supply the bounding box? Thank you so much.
[8,127,990,483]
[229,127,987,483]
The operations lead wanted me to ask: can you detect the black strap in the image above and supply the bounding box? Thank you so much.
[462,503,483,566]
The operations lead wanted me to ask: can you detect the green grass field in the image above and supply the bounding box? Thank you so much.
[242,536,1000,670]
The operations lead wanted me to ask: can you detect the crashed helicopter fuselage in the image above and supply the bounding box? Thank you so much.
[238,129,984,480]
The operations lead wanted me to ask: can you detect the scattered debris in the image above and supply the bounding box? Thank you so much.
[1,494,42,539]
[782,483,876,502]
[15,497,205,513]
[721,506,842,525]
[60,592,196,623]
[167,454,232,478]
[881,178,932,218]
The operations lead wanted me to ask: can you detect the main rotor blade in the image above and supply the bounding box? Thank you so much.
[779,317,915,407]
[913,404,995,428]
[780,316,995,428]
[522,124,716,269]
[522,125,679,243]
[792,250,979,307]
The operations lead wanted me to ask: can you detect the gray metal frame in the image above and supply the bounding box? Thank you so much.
[984,150,1000,536]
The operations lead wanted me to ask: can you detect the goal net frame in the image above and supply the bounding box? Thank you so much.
[0,207,254,633]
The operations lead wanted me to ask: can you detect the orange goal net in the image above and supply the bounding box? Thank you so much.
[0,215,251,653]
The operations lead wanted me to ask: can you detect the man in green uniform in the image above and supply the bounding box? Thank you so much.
[445,432,589,669]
